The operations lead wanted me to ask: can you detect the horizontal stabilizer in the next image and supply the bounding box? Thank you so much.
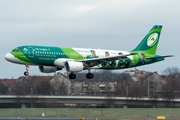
[147,55,174,60]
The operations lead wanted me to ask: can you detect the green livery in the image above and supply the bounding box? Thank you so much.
[5,25,173,79]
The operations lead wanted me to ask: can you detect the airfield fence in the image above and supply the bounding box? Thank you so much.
[0,108,180,117]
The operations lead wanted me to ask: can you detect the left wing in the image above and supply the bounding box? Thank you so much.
[78,53,137,67]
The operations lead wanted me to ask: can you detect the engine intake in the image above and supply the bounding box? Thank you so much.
[65,61,84,72]
[54,58,69,68]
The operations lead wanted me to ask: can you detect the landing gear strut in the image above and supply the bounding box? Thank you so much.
[24,64,29,76]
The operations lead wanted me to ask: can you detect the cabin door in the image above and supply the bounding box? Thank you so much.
[28,47,34,57]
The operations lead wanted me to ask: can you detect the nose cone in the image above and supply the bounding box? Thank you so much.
[5,53,14,62]
[5,52,28,64]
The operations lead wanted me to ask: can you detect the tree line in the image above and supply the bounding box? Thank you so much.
[0,67,180,101]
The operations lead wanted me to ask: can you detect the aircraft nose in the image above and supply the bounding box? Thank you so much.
[5,53,27,64]
[5,53,14,62]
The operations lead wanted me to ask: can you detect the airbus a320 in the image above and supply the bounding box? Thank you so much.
[5,25,173,79]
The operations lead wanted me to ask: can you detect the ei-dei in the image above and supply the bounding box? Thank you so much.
[5,25,173,79]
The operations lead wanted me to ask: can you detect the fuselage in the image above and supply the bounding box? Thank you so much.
[5,45,164,70]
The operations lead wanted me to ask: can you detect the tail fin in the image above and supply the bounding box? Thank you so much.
[132,25,162,55]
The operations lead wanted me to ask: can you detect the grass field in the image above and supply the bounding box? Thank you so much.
[0,108,180,118]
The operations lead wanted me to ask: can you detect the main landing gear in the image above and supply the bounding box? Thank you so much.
[68,71,94,79]
[86,72,94,79]
[24,64,29,76]
[86,69,94,79]
[69,73,76,79]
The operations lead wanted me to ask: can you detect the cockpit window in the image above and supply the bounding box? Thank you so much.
[11,49,22,52]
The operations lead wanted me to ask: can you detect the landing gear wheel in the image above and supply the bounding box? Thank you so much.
[86,73,94,79]
[69,73,76,79]
[24,71,29,76]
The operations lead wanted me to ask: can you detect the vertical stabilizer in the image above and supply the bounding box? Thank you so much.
[132,25,162,55]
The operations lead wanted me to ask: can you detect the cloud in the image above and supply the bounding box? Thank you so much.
[70,6,94,16]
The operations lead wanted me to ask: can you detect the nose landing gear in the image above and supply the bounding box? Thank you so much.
[24,64,29,76]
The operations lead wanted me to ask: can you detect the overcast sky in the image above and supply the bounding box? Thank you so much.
[0,0,179,78]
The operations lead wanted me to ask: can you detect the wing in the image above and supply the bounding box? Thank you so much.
[78,53,137,67]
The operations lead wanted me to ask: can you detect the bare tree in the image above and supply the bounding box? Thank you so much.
[161,78,179,100]
[57,82,68,95]
[14,82,32,95]
[0,82,8,95]
[35,80,51,95]
[51,79,69,95]
[160,78,180,107]
[161,67,180,76]
[161,67,180,99]
[13,81,33,108]
[115,80,129,97]
[160,67,180,107]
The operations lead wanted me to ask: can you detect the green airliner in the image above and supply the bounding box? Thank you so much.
[5,25,173,79]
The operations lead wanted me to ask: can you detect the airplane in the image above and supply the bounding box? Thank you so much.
[5,25,173,79]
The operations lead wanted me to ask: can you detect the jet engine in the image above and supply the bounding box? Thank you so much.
[39,66,62,73]
[65,61,84,72]
[54,58,69,68]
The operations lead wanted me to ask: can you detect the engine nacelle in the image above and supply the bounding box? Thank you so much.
[65,61,84,72]
[54,58,69,68]
[39,66,61,73]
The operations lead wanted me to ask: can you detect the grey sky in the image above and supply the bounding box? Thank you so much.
[0,0,179,78]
